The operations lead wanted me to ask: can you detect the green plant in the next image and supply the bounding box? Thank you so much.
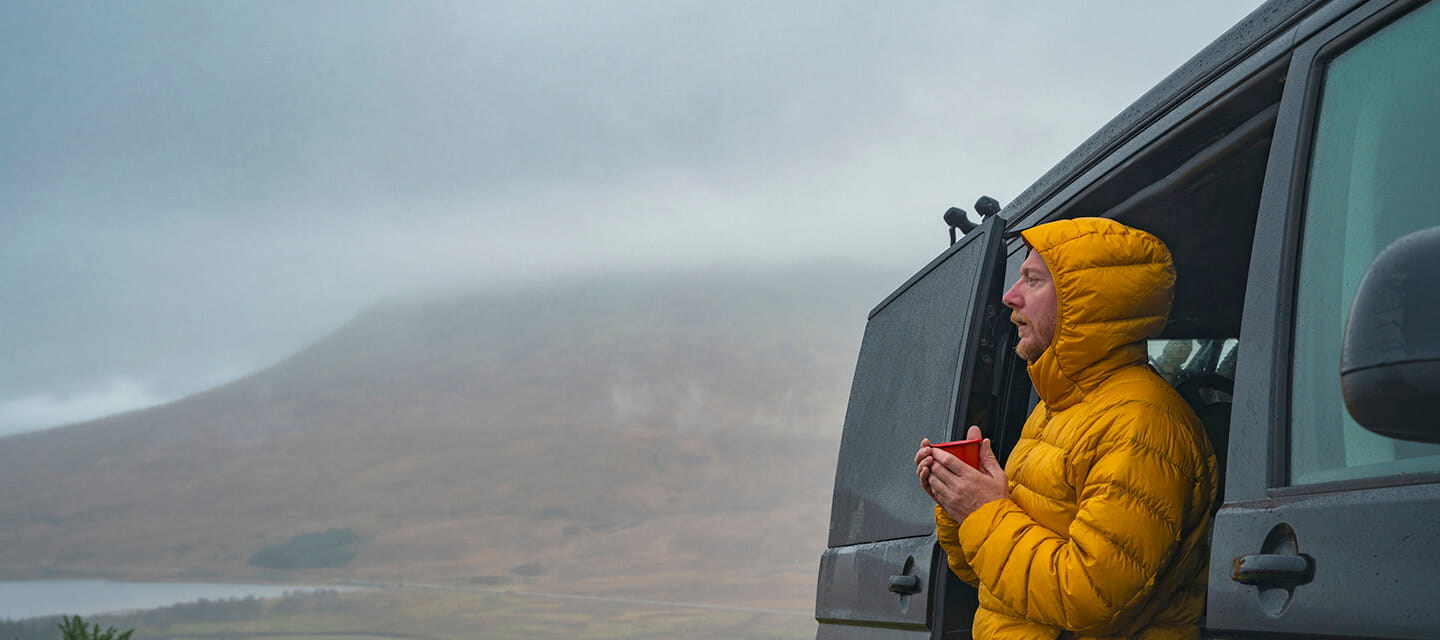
[57,616,133,640]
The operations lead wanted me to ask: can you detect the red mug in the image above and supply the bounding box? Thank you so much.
[932,438,982,470]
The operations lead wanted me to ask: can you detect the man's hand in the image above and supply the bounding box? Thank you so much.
[915,438,940,501]
[916,425,1009,522]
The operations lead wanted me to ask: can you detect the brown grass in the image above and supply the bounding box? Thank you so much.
[0,268,886,616]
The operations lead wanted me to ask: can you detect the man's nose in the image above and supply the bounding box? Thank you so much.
[1002,280,1022,309]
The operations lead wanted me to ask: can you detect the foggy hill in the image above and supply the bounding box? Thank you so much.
[0,263,897,608]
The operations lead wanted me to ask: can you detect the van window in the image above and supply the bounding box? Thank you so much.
[1289,0,1440,485]
[1148,338,1238,388]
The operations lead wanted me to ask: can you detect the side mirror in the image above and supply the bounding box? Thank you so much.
[1341,226,1440,443]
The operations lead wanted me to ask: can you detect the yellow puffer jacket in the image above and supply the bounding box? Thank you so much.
[935,218,1217,640]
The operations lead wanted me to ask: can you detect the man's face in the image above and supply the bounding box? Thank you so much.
[1002,249,1057,363]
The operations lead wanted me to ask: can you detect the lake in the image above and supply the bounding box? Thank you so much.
[0,580,350,621]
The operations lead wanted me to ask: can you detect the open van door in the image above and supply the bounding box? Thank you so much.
[815,214,1008,639]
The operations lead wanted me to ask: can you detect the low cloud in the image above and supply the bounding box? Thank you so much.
[0,1,1268,408]
[0,379,169,437]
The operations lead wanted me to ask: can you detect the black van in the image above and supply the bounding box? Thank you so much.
[814,0,1440,637]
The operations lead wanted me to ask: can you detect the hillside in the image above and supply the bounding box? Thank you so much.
[0,264,895,610]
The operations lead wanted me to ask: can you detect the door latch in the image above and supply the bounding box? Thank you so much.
[888,574,922,595]
[1232,553,1315,586]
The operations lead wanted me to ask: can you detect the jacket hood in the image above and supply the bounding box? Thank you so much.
[1018,217,1175,409]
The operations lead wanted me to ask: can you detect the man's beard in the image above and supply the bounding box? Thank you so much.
[1012,311,1055,363]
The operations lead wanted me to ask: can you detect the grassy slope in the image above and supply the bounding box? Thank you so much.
[0,264,895,613]
[100,588,817,640]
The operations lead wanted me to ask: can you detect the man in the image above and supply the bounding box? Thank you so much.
[915,217,1217,640]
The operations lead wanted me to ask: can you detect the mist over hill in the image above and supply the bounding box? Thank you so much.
[0,262,898,608]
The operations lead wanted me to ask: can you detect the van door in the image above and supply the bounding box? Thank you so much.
[815,214,1007,639]
[1208,0,1440,636]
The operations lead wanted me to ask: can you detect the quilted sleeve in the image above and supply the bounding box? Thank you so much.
[935,505,979,586]
[956,406,1204,635]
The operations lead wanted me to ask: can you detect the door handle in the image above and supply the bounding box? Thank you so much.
[1231,553,1314,586]
[888,574,922,594]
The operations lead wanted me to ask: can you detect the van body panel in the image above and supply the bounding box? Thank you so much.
[815,536,935,630]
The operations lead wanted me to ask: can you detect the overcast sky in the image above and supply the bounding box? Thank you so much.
[0,0,1265,436]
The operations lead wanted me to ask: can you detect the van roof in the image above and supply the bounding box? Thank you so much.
[1002,0,1323,226]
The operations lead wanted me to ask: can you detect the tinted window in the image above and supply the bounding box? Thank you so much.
[828,232,991,547]
[1290,0,1440,485]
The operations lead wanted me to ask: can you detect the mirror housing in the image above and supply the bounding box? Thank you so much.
[1341,226,1440,443]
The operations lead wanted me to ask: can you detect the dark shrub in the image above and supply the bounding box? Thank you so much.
[248,527,364,570]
